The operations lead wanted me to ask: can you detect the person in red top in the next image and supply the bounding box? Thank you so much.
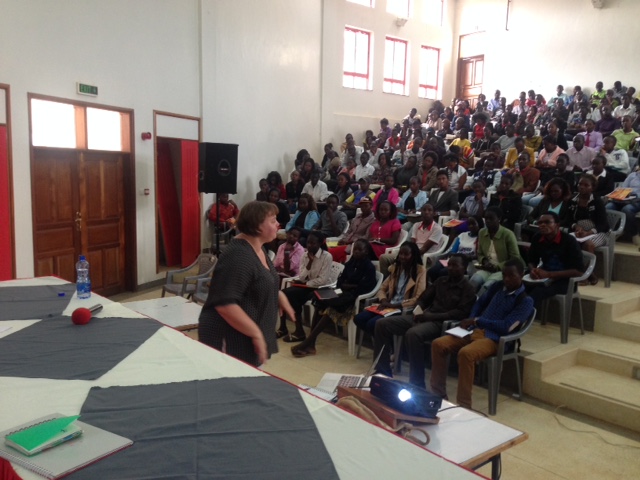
[207,194,240,229]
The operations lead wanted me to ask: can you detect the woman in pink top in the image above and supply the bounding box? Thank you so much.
[372,174,400,210]
[368,201,402,259]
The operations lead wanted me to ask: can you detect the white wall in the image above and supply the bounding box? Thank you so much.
[200,0,323,206]
[0,0,201,284]
[451,0,640,103]
[321,0,456,147]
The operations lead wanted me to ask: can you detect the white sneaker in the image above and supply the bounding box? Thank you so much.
[633,235,640,246]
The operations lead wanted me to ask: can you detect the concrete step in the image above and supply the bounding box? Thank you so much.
[610,243,640,285]
[524,335,640,432]
[594,290,640,342]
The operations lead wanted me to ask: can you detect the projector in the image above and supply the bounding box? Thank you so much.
[370,376,442,418]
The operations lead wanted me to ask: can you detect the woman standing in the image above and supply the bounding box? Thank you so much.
[353,242,426,336]
[199,201,295,366]
[291,239,377,357]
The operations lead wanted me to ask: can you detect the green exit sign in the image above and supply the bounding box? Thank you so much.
[77,83,98,96]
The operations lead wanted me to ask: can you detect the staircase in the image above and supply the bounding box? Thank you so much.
[519,242,640,433]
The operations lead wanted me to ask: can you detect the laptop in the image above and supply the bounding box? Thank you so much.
[315,346,386,395]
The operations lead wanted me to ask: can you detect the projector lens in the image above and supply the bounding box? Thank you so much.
[398,389,412,402]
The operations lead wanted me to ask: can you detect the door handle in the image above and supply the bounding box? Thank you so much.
[75,211,82,231]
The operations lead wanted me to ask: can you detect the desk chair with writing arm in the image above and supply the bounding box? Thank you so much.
[540,251,596,344]
[596,210,625,288]
[162,253,217,298]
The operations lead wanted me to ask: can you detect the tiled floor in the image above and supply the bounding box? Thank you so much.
[113,287,640,480]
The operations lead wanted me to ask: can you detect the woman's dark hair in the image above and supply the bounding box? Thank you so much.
[391,242,423,294]
[485,205,503,220]
[235,201,278,237]
[449,253,470,269]
[579,173,597,189]
[298,192,317,211]
[337,172,352,188]
[268,187,281,199]
[543,177,571,199]
[324,142,333,150]
[306,231,327,251]
[423,151,438,164]
[296,149,310,163]
[352,238,372,259]
[302,158,316,170]
[326,193,339,203]
[375,200,398,220]
[470,215,485,229]
[267,171,283,186]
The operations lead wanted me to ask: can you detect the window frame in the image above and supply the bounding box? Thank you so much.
[346,0,374,7]
[387,0,411,18]
[418,45,440,100]
[383,36,409,96]
[343,26,373,91]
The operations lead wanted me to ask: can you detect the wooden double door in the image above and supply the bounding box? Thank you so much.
[457,55,484,109]
[32,147,129,296]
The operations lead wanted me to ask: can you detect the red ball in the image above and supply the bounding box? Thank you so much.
[71,308,92,325]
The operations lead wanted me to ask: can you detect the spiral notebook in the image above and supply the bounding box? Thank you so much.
[0,413,133,479]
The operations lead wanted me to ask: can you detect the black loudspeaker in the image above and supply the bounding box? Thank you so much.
[198,142,238,194]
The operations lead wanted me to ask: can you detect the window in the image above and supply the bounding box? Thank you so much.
[347,0,374,6]
[343,27,373,91]
[383,36,408,95]
[31,98,126,151]
[423,0,444,26]
[387,0,411,18]
[418,46,440,99]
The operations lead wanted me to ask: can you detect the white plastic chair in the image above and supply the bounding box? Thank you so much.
[596,210,625,288]
[514,205,534,241]
[347,271,384,356]
[540,251,596,344]
[422,234,449,266]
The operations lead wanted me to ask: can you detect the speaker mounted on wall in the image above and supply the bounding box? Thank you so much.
[198,142,239,194]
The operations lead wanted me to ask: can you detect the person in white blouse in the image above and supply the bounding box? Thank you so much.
[301,171,329,202]
[354,152,375,181]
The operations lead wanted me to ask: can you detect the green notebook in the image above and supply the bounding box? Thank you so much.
[5,416,81,456]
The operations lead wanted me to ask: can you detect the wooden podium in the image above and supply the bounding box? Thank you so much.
[337,386,439,429]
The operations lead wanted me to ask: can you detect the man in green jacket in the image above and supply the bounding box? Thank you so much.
[469,206,521,294]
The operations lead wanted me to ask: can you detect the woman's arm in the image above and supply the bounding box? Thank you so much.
[215,304,268,364]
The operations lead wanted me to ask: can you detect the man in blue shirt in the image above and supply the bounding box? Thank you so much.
[430,259,534,409]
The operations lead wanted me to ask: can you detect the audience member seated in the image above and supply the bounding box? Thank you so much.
[354,242,426,337]
[267,188,291,228]
[565,104,590,137]
[428,216,482,283]
[391,138,409,166]
[394,155,420,189]
[525,212,584,309]
[548,84,569,108]
[267,171,287,200]
[379,204,443,277]
[428,169,460,222]
[495,124,517,154]
[430,259,534,409]
[355,151,376,182]
[286,170,305,212]
[207,193,239,230]
[586,155,615,197]
[509,152,540,196]
[371,154,395,185]
[278,231,334,343]
[488,89,501,114]
[285,193,320,245]
[427,136,447,165]
[504,137,536,171]
[461,156,500,200]
[578,119,604,151]
[524,154,573,207]
[613,94,636,119]
[600,135,631,183]
[444,153,468,192]
[545,120,569,151]
[566,174,610,285]
[458,180,489,226]
[397,176,428,226]
[488,174,522,230]
[273,227,305,277]
[529,178,572,230]
[536,135,565,180]
[341,143,362,168]
[373,174,400,210]
[372,254,475,388]
[523,124,543,152]
[612,115,638,152]
[339,157,357,181]
[595,106,621,138]
[314,194,348,238]
[566,134,596,172]
[450,128,472,151]
[334,172,353,205]
[320,143,336,171]
[299,158,318,184]
[425,110,443,132]
[590,81,606,108]
[293,148,310,171]
[329,197,375,262]
[367,141,384,168]
[368,200,402,260]
[343,177,376,219]
[473,123,496,154]
[605,168,640,244]
[436,118,454,139]
[301,170,329,203]
[469,207,521,294]
[291,239,377,358]
[419,151,439,192]
[256,178,269,201]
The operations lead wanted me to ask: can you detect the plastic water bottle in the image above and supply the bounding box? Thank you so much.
[76,255,91,299]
